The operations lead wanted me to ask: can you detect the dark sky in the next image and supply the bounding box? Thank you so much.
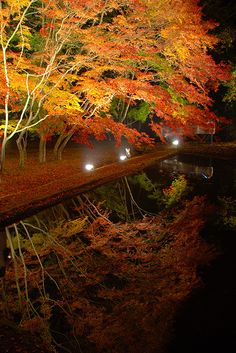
[200,0,236,62]
[199,0,236,138]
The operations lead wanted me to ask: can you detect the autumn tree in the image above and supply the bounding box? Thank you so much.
[49,0,231,155]
[60,0,231,143]
[0,0,231,169]
[0,0,155,167]
[0,0,117,167]
[100,0,231,139]
[0,0,85,168]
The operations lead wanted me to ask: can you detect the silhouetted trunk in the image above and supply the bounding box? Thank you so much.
[16,131,28,168]
[39,137,47,163]
[0,138,7,172]
[54,127,75,160]
[57,133,73,160]
[53,133,66,159]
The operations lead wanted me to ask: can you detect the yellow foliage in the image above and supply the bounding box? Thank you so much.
[16,25,32,50]
[0,8,11,22]
[53,217,88,239]
[7,231,46,251]
[43,88,83,115]
[9,71,29,93]
[114,15,128,27]
[5,0,32,12]
[0,120,24,133]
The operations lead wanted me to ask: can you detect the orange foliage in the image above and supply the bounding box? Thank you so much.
[0,0,231,157]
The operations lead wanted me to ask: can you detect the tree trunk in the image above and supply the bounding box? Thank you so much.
[53,133,66,159]
[54,126,76,160]
[57,133,73,160]
[120,96,132,123]
[16,131,28,168]
[0,138,7,173]
[39,137,47,163]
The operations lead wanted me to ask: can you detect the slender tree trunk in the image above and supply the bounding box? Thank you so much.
[0,138,7,173]
[39,137,47,163]
[17,139,25,168]
[16,131,28,168]
[54,126,76,160]
[53,133,66,158]
[119,100,126,121]
[120,96,132,122]
[57,132,73,160]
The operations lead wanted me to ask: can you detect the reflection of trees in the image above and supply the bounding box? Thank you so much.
[1,195,216,353]
[128,172,166,211]
[93,176,155,221]
[92,172,172,220]
[83,172,192,220]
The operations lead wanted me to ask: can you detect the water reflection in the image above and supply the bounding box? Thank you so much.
[159,156,214,179]
[153,154,235,201]
[1,155,235,353]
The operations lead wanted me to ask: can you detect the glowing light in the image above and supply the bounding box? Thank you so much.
[120,155,127,161]
[172,139,179,146]
[85,163,94,171]
[125,148,131,158]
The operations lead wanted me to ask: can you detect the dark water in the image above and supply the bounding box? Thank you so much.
[3,154,236,352]
[161,156,236,353]
[169,248,236,353]
[128,154,235,353]
[148,154,235,199]
[91,154,236,353]
[120,154,235,216]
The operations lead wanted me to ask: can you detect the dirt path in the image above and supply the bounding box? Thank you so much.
[0,141,235,228]
[0,148,176,227]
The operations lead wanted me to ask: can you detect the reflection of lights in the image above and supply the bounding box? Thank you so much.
[201,167,213,179]
[172,139,179,146]
[120,155,127,161]
[85,163,94,171]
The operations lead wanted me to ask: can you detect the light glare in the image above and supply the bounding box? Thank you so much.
[120,155,127,161]
[172,139,179,146]
[85,163,94,171]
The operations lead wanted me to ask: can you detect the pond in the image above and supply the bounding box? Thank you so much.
[1,154,236,353]
[93,154,235,220]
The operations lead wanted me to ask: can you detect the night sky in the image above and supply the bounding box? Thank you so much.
[200,0,236,139]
